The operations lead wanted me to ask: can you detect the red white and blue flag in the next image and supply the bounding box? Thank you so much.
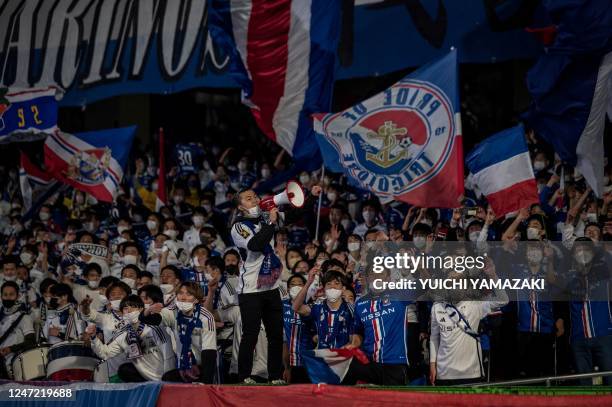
[313,50,464,207]
[44,126,136,203]
[209,0,341,163]
[301,348,369,385]
[466,124,539,218]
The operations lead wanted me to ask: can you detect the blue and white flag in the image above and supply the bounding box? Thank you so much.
[523,0,612,197]
[0,87,59,143]
[0,382,161,407]
[44,126,136,202]
[313,50,463,207]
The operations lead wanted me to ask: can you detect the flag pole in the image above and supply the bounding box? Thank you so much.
[156,127,167,211]
[314,165,325,242]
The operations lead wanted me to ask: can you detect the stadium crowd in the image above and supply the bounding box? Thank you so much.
[0,134,610,386]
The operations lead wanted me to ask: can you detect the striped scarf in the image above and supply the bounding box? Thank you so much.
[176,304,202,379]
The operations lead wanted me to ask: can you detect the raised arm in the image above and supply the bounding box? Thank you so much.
[292,268,317,316]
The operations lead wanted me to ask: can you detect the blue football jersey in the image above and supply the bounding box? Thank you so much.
[310,301,354,349]
[354,297,410,364]
[516,297,555,334]
[283,299,314,367]
[512,264,555,334]
[566,260,611,341]
[180,267,209,296]
[174,143,205,174]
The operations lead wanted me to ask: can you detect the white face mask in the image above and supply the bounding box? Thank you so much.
[533,161,546,171]
[173,195,184,204]
[164,229,178,239]
[39,211,50,221]
[146,220,157,231]
[160,284,174,294]
[327,192,337,202]
[413,236,426,249]
[362,211,375,223]
[348,242,360,252]
[289,286,303,299]
[586,213,598,223]
[123,255,138,265]
[299,175,310,184]
[117,225,130,235]
[110,299,121,310]
[121,277,136,288]
[176,301,195,312]
[575,250,593,266]
[527,250,543,264]
[325,288,342,303]
[527,227,541,240]
[88,280,99,289]
[204,272,214,281]
[246,205,261,218]
[20,252,34,265]
[261,169,271,178]
[192,216,205,228]
[123,310,140,324]
[469,231,481,242]
[84,222,95,233]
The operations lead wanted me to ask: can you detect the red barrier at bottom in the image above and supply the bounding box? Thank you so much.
[156,384,612,407]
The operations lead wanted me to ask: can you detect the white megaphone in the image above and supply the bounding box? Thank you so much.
[259,180,305,211]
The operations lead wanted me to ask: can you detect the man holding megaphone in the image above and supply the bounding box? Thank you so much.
[231,181,321,384]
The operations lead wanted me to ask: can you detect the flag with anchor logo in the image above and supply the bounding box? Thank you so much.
[313,50,463,207]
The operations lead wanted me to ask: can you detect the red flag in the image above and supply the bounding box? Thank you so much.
[156,128,167,210]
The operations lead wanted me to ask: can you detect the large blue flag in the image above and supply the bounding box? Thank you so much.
[313,50,463,208]
[522,0,612,197]
[44,126,136,203]
[0,87,59,143]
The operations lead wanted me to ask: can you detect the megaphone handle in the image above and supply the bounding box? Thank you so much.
[262,211,271,225]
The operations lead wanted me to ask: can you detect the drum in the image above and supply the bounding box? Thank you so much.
[46,341,99,381]
[11,346,49,381]
[93,360,109,383]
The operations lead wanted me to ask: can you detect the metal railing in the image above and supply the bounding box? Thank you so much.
[463,371,612,387]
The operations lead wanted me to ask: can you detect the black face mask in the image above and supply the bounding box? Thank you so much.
[49,297,59,309]
[225,265,239,276]
[2,299,16,308]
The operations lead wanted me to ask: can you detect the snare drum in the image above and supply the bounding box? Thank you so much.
[46,341,99,381]
[11,346,49,381]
